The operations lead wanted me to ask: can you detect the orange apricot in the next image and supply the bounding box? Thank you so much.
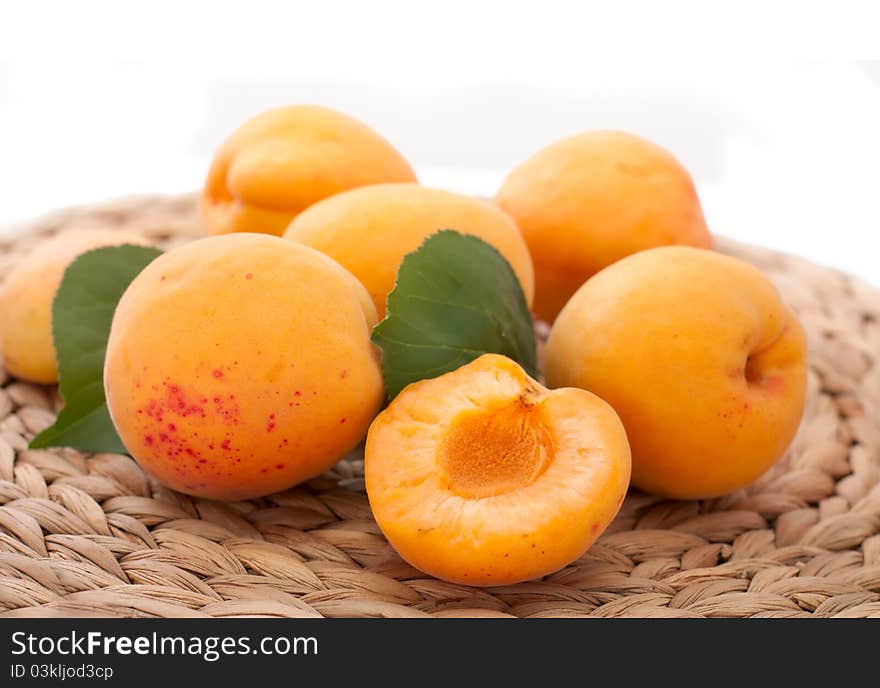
[365,354,631,585]
[0,230,148,383]
[496,130,712,322]
[545,246,807,499]
[285,183,535,317]
[201,105,416,236]
[104,233,383,500]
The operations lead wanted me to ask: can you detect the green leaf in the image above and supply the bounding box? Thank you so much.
[372,230,537,399]
[30,244,163,453]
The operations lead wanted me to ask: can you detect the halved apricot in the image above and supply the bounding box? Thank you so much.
[365,354,631,586]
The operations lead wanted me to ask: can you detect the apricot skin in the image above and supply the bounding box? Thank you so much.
[201,105,417,236]
[365,354,631,586]
[0,230,147,384]
[104,233,383,500]
[545,246,807,499]
[285,183,535,318]
[496,130,712,323]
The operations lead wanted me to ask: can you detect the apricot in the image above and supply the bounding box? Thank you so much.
[285,183,535,317]
[0,230,148,383]
[545,246,807,499]
[104,233,384,500]
[365,354,631,585]
[201,105,417,236]
[495,130,712,323]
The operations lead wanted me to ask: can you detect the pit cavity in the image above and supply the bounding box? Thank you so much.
[438,389,553,499]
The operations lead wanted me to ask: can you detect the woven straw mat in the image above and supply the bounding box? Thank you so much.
[0,194,878,619]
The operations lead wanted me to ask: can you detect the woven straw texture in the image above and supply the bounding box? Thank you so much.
[0,194,878,618]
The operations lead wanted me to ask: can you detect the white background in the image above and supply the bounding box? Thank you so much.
[1,3,878,285]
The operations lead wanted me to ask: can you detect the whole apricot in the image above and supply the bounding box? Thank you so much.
[0,230,148,383]
[201,105,417,236]
[365,354,631,585]
[285,183,535,317]
[545,246,807,499]
[104,233,384,500]
[496,130,712,323]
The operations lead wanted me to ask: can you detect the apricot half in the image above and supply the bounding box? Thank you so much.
[496,130,712,323]
[201,105,417,236]
[285,183,535,318]
[545,246,807,499]
[104,233,384,500]
[0,230,148,383]
[365,354,631,586]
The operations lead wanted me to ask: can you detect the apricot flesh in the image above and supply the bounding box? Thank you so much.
[285,183,535,318]
[201,105,417,236]
[0,230,148,383]
[365,354,631,586]
[496,130,712,323]
[545,246,807,499]
[104,233,384,500]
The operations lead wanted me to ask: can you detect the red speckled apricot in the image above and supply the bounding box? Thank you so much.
[104,233,383,499]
